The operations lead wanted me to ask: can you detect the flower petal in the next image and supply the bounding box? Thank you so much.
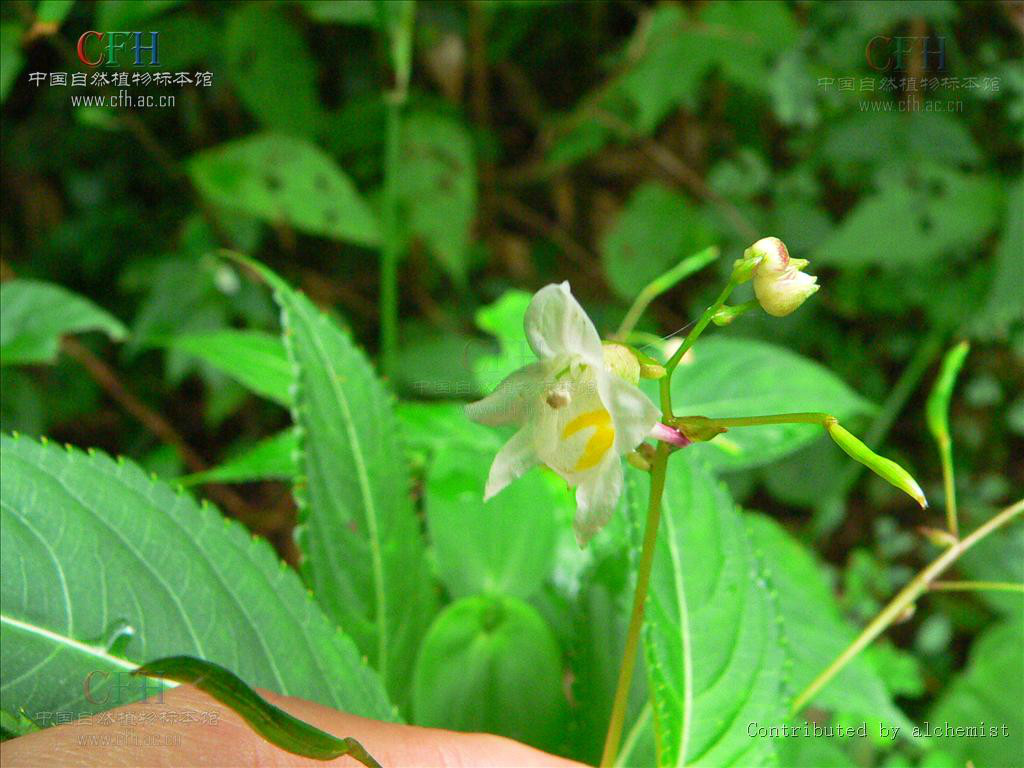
[465,361,550,426]
[573,456,624,547]
[596,371,661,454]
[524,282,603,364]
[485,426,540,500]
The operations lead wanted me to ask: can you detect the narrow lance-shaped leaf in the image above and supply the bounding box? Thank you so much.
[156,329,292,407]
[237,256,437,707]
[180,428,299,486]
[0,434,393,722]
[136,656,382,767]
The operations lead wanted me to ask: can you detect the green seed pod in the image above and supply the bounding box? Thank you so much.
[672,415,728,443]
[825,419,927,509]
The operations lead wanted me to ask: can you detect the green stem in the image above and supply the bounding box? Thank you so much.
[938,437,958,538]
[701,412,831,428]
[664,279,737,378]
[379,93,403,379]
[930,580,1024,594]
[790,498,1024,715]
[600,443,669,768]
[614,247,719,341]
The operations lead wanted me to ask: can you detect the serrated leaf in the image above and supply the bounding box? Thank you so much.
[0,279,126,366]
[425,445,567,600]
[0,435,393,723]
[244,258,436,708]
[928,619,1024,766]
[135,656,382,766]
[189,134,380,247]
[399,111,477,283]
[601,183,718,301]
[412,594,567,751]
[158,329,292,406]
[634,452,785,766]
[225,4,321,137]
[745,514,912,730]
[181,429,298,486]
[669,337,874,471]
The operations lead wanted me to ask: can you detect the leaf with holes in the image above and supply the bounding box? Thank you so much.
[1,280,126,366]
[189,134,379,247]
[0,434,393,723]
[243,258,437,709]
[632,452,785,767]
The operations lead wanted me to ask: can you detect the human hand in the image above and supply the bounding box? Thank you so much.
[0,684,588,767]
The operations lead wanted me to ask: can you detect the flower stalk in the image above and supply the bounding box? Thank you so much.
[790,498,1024,715]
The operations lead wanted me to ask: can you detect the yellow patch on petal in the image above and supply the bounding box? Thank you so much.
[562,409,615,472]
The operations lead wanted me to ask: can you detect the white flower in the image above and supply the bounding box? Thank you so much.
[466,282,660,547]
[748,237,819,317]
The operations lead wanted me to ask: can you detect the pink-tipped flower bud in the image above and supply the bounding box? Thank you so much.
[746,237,819,317]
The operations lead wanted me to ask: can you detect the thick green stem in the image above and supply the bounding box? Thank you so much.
[600,443,669,768]
[379,95,403,379]
[790,498,1024,715]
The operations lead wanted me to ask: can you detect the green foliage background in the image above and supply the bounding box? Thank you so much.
[1,1,1021,767]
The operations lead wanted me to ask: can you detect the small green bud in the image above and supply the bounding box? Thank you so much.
[602,342,641,385]
[672,415,727,443]
[917,526,959,548]
[627,450,651,472]
[825,418,927,509]
[711,301,758,326]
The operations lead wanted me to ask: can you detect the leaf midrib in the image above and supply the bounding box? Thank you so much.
[288,302,389,682]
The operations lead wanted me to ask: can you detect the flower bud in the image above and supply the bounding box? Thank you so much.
[746,237,819,317]
[602,342,641,385]
[825,418,927,509]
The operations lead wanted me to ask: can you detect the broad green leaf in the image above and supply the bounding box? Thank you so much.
[425,445,567,600]
[472,290,534,392]
[745,514,912,730]
[158,330,291,406]
[601,183,718,300]
[669,337,874,471]
[928,619,1024,766]
[814,167,1002,267]
[189,134,380,247]
[635,452,785,766]
[0,279,126,366]
[303,0,376,24]
[396,401,501,456]
[35,1,76,25]
[971,179,1024,339]
[412,594,567,751]
[392,323,489,399]
[95,0,181,29]
[136,656,382,766]
[399,111,477,283]
[959,508,1024,617]
[246,258,436,707]
[610,2,797,135]
[0,20,23,104]
[181,429,298,486]
[225,4,321,137]
[0,435,393,722]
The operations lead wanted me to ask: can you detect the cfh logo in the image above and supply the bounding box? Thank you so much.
[865,36,946,72]
[76,31,160,67]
